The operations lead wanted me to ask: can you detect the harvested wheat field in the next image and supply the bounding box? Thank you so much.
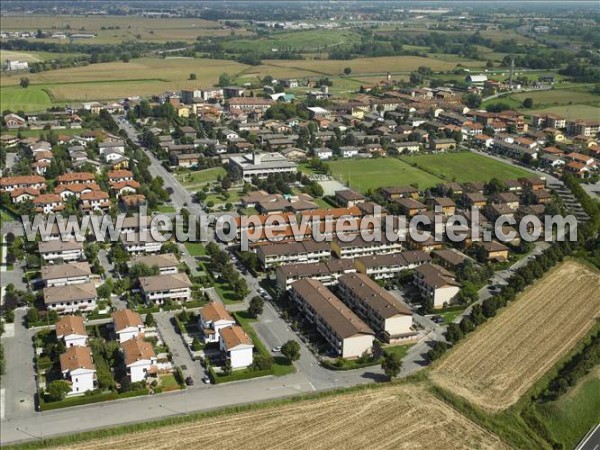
[431,261,600,412]
[54,384,507,450]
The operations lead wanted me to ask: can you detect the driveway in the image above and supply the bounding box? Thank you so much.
[153,312,205,386]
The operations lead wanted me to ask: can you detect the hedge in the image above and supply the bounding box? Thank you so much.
[40,389,148,411]
[208,365,271,384]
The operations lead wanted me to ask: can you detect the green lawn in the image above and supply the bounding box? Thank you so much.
[155,205,176,213]
[205,190,244,206]
[1,85,53,112]
[383,343,414,360]
[438,308,466,324]
[159,374,180,390]
[329,158,444,193]
[177,167,227,190]
[184,242,206,257]
[527,104,600,121]
[401,152,532,184]
[535,367,600,449]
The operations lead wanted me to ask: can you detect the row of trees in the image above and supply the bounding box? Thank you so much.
[206,242,249,300]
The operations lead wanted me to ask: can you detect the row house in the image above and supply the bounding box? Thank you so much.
[276,258,356,291]
[81,190,110,214]
[41,261,91,287]
[33,193,64,214]
[257,240,331,269]
[38,239,84,262]
[55,182,101,200]
[57,172,95,186]
[0,175,46,192]
[354,250,431,280]
[330,235,403,259]
[120,231,163,254]
[131,253,179,275]
[139,272,193,304]
[290,278,374,359]
[337,273,414,343]
[44,281,98,314]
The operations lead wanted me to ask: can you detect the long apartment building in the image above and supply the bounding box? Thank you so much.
[337,273,414,343]
[354,251,431,280]
[290,279,374,359]
[276,259,356,291]
[257,240,331,269]
[330,235,403,259]
[139,273,192,304]
[413,263,460,308]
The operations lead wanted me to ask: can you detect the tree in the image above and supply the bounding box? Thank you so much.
[189,73,197,80]
[145,312,155,327]
[26,307,39,325]
[248,296,264,318]
[218,73,232,87]
[522,97,534,108]
[20,77,30,88]
[463,93,482,108]
[343,67,352,76]
[381,351,402,380]
[281,340,301,363]
[221,176,232,190]
[222,359,232,376]
[46,380,71,401]
[445,323,464,344]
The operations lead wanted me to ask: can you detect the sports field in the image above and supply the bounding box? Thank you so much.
[330,158,444,192]
[431,261,600,412]
[55,384,508,450]
[401,152,532,183]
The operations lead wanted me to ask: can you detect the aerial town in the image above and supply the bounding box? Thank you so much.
[0,1,599,449]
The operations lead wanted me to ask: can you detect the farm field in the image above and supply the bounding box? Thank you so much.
[430,261,600,412]
[401,152,532,183]
[0,85,53,112]
[534,366,600,450]
[56,384,508,450]
[527,104,600,121]
[0,16,247,44]
[329,158,444,192]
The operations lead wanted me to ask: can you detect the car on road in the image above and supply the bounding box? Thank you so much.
[271,346,282,353]
[185,376,194,386]
[202,375,211,384]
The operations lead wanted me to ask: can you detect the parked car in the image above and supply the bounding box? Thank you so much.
[271,346,282,353]
[185,376,194,386]
[202,375,211,384]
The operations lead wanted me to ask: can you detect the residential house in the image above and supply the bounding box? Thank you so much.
[382,186,419,201]
[112,309,145,343]
[478,241,510,261]
[120,232,163,254]
[431,248,470,271]
[0,175,46,193]
[33,194,64,214]
[219,325,254,369]
[121,337,157,383]
[430,197,456,215]
[198,302,236,344]
[59,346,96,395]
[81,190,110,214]
[335,189,365,208]
[55,315,88,347]
[395,198,427,216]
[430,138,456,152]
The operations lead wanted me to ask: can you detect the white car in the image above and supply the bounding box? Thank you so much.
[271,346,282,353]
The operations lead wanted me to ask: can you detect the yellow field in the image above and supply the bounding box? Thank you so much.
[431,261,600,412]
[53,384,508,450]
[0,50,43,62]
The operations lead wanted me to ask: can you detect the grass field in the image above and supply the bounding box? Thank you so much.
[222,29,361,54]
[401,152,532,183]
[54,383,508,450]
[330,158,444,192]
[0,85,53,112]
[430,261,600,412]
[535,366,600,449]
